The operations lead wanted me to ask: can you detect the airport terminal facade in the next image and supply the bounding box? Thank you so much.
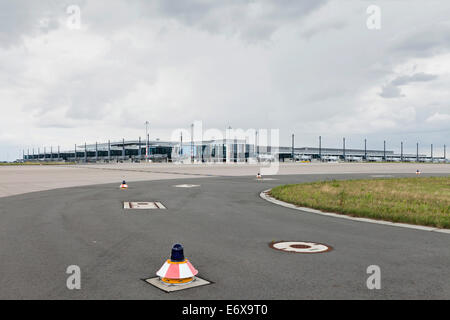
[23,138,442,163]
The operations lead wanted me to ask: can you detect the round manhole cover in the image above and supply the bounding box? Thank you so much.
[269,241,332,254]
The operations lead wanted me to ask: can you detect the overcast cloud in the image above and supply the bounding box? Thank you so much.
[0,0,449,160]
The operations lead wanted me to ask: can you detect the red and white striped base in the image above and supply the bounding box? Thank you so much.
[156,259,198,279]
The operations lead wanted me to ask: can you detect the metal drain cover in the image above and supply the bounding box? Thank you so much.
[269,241,332,254]
[123,201,166,209]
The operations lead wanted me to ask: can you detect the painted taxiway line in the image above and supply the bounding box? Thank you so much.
[260,189,450,234]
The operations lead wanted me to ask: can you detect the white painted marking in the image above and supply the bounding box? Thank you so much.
[174,184,200,188]
[123,201,166,210]
[154,201,166,209]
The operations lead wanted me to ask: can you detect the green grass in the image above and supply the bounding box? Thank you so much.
[270,176,450,229]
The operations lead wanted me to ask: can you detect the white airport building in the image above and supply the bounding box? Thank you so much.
[23,139,446,163]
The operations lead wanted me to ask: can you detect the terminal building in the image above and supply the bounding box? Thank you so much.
[23,138,445,163]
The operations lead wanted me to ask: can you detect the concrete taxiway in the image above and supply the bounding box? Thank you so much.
[1,162,449,198]
[0,166,449,299]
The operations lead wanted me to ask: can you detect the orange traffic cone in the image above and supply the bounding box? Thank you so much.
[120,180,128,189]
[256,172,262,179]
[416,170,421,175]
[156,244,198,285]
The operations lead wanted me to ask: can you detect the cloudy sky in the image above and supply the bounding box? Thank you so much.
[0,0,449,160]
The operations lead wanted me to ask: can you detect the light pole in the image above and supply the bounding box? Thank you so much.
[319,136,322,161]
[343,137,346,162]
[138,137,142,160]
[180,131,183,156]
[192,124,195,162]
[431,144,433,162]
[291,133,295,162]
[401,141,403,162]
[416,142,419,162]
[145,121,150,162]
[122,138,125,160]
[255,130,258,161]
[364,138,367,161]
